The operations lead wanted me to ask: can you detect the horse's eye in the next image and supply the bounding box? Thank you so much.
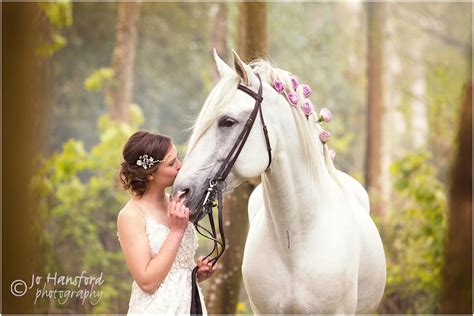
[218,117,237,128]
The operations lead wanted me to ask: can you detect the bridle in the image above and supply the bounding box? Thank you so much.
[191,73,272,314]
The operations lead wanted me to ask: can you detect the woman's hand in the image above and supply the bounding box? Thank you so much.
[168,201,189,235]
[196,256,217,282]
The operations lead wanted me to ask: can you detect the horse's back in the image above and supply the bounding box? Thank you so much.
[335,170,370,214]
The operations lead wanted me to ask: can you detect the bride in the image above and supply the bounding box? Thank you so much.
[116,130,217,314]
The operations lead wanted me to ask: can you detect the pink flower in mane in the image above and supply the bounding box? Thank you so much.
[290,76,299,90]
[301,84,312,98]
[319,130,331,143]
[318,108,333,123]
[286,92,299,106]
[272,79,285,93]
[302,99,314,116]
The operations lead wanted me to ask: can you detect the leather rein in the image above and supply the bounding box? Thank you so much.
[190,73,272,314]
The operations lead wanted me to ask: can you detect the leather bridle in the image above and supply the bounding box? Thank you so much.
[190,73,272,314]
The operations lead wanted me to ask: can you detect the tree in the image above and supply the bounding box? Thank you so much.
[237,2,267,62]
[3,2,50,313]
[210,3,229,81]
[107,1,142,122]
[205,3,267,314]
[439,80,472,314]
[365,2,389,220]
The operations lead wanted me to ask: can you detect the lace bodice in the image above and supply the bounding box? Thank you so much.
[121,218,207,315]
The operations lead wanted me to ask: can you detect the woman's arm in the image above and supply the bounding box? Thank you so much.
[117,202,189,294]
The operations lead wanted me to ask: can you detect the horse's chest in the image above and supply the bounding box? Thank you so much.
[242,219,359,313]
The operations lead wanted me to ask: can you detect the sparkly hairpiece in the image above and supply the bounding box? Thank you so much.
[136,154,161,170]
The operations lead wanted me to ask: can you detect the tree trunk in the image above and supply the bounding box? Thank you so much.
[237,2,267,62]
[205,182,256,314]
[210,2,228,82]
[205,3,267,314]
[365,2,388,220]
[107,1,142,122]
[439,80,472,314]
[3,3,49,313]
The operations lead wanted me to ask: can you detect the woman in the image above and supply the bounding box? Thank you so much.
[117,131,216,314]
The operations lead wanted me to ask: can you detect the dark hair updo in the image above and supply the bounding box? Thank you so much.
[119,131,172,196]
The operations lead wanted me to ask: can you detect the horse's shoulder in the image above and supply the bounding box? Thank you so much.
[248,184,264,224]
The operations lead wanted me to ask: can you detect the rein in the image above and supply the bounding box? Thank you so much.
[190,73,272,314]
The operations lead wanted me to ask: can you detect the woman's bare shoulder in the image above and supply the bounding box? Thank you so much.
[117,201,144,228]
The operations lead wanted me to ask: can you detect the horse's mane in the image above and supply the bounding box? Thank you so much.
[249,59,341,187]
[186,74,240,153]
[187,59,341,188]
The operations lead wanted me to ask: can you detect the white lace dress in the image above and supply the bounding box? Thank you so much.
[123,219,207,315]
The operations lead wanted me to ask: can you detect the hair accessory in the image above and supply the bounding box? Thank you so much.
[136,154,160,170]
[302,99,314,117]
[301,84,312,98]
[319,130,331,143]
[272,79,286,93]
[286,91,299,106]
[318,107,333,123]
[290,76,299,90]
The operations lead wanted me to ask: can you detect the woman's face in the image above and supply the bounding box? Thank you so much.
[153,143,181,187]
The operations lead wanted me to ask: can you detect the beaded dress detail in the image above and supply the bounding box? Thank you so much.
[122,219,207,315]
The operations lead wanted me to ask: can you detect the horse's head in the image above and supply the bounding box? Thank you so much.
[171,50,295,222]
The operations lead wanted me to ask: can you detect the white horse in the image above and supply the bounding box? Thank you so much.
[171,50,386,314]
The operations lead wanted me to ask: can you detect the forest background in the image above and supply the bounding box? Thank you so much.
[2,1,472,314]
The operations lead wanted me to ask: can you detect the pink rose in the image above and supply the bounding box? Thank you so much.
[319,130,331,143]
[272,79,285,93]
[329,149,336,159]
[301,84,312,98]
[301,99,314,116]
[291,76,299,90]
[286,92,299,106]
[319,107,332,123]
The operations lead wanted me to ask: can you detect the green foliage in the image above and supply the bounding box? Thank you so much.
[39,1,73,28]
[38,1,72,57]
[382,151,447,313]
[84,68,115,92]
[31,105,144,313]
[425,61,467,182]
[37,33,68,57]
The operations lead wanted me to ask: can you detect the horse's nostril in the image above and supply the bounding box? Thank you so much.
[178,188,190,201]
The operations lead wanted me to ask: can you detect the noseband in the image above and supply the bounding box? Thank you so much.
[191,73,272,314]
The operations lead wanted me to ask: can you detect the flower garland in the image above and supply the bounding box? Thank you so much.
[271,75,336,158]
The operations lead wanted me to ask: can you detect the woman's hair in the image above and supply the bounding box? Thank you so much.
[119,131,172,196]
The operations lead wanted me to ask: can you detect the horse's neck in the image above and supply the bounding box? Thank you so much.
[260,141,338,253]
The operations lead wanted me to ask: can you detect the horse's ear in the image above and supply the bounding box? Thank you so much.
[213,48,233,78]
[232,49,259,87]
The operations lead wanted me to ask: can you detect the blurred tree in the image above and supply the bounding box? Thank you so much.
[439,80,472,314]
[390,2,471,181]
[51,3,214,150]
[365,2,389,220]
[205,3,267,314]
[107,1,143,122]
[37,1,72,57]
[265,3,366,176]
[210,2,229,81]
[32,106,145,313]
[3,2,51,313]
[237,2,267,62]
